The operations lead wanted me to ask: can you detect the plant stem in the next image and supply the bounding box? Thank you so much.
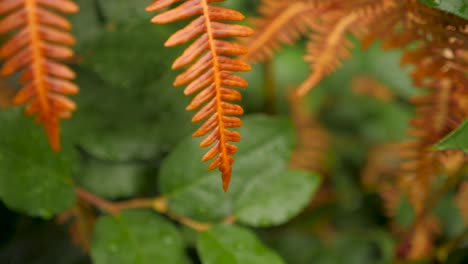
[75,187,227,232]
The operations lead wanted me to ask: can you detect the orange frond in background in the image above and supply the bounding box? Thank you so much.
[241,0,334,64]
[296,0,395,96]
[361,1,467,259]
[146,0,253,191]
[0,0,80,151]
[296,12,359,96]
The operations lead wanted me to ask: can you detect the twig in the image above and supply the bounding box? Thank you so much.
[75,187,233,232]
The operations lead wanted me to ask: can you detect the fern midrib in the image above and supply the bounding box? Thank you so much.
[201,0,228,178]
[25,0,48,115]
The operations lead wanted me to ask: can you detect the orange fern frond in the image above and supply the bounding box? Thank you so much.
[296,12,359,96]
[296,0,395,96]
[361,3,467,259]
[0,0,79,151]
[241,0,335,64]
[363,1,468,214]
[146,0,253,191]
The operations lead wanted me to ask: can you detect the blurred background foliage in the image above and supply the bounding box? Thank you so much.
[0,0,466,263]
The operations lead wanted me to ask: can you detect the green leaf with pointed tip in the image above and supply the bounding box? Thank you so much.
[91,210,185,264]
[419,0,468,19]
[159,114,321,227]
[197,225,285,264]
[433,120,468,152]
[0,109,76,218]
[234,169,320,226]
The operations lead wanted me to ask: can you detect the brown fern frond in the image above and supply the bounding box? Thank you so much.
[146,0,253,191]
[362,0,468,213]
[241,0,336,64]
[0,0,79,151]
[296,12,359,96]
[296,0,395,96]
[361,3,468,259]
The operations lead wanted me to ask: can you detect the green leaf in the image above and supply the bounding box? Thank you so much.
[433,120,468,152]
[234,169,320,226]
[67,67,193,161]
[68,20,193,161]
[91,210,185,264]
[82,22,180,91]
[0,109,76,218]
[197,225,285,264]
[419,0,468,20]
[70,0,104,49]
[159,114,321,227]
[75,159,148,199]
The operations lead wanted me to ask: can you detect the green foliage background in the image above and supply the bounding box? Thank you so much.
[0,0,467,263]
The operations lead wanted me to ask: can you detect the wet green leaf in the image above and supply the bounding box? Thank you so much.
[197,225,284,264]
[0,109,76,218]
[92,210,185,264]
[159,115,320,227]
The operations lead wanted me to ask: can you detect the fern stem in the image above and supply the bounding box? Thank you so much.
[25,0,48,118]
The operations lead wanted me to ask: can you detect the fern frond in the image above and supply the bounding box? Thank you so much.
[296,12,359,96]
[363,1,468,215]
[296,0,395,96]
[0,0,79,151]
[146,0,253,191]
[360,3,467,258]
[241,0,333,64]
